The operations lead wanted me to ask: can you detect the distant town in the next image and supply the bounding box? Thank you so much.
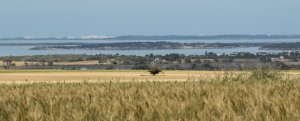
[1,50,299,70]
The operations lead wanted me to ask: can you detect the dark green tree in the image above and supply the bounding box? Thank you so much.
[149,68,162,76]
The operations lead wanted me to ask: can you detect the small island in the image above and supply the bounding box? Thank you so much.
[29,42,263,50]
[260,42,300,50]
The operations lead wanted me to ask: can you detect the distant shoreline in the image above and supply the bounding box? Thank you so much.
[2,41,300,51]
[1,35,300,40]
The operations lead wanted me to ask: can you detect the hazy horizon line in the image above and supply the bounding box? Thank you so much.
[1,34,300,38]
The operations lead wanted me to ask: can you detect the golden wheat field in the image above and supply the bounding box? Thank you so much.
[0,69,300,120]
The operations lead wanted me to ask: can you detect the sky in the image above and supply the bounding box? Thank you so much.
[0,0,299,37]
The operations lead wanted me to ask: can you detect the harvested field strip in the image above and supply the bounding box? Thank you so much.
[0,70,146,73]
[0,70,223,82]
[0,70,298,82]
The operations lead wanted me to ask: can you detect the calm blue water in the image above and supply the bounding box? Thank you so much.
[0,39,298,56]
[0,46,285,57]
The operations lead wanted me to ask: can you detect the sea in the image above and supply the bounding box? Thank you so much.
[0,39,299,56]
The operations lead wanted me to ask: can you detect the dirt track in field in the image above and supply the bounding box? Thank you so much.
[1,70,299,84]
[0,71,221,83]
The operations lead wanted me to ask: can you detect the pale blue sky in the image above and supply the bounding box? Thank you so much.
[0,0,299,37]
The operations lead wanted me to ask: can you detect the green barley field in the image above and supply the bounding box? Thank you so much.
[0,69,300,120]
